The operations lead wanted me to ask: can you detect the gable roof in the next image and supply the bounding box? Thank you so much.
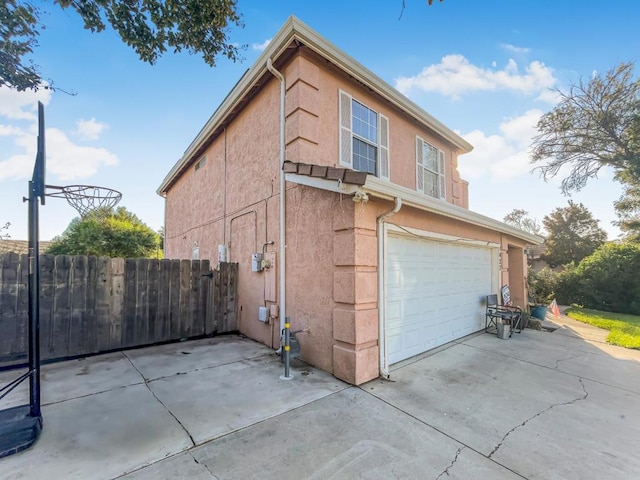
[157,16,473,195]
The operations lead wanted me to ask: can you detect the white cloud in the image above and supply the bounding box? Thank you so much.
[536,87,562,104]
[0,124,25,136]
[498,109,542,149]
[500,43,531,54]
[458,109,543,180]
[0,85,52,120]
[252,38,272,52]
[76,118,108,140]
[0,127,118,182]
[395,55,556,100]
[0,87,118,182]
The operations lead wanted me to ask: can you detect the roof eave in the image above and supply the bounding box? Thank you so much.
[156,17,301,195]
[360,177,544,245]
[288,19,473,154]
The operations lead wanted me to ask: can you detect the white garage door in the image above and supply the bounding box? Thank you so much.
[386,233,495,364]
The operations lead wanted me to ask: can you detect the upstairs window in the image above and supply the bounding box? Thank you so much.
[416,137,446,200]
[339,90,389,180]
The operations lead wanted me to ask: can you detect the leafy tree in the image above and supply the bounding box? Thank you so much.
[542,201,607,267]
[614,182,640,242]
[1,2,41,91]
[46,207,162,258]
[2,0,243,91]
[503,209,542,235]
[531,62,640,237]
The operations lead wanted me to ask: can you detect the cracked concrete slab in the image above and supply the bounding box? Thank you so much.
[552,352,640,394]
[488,377,589,459]
[365,343,589,457]
[462,329,640,394]
[435,447,464,480]
[440,446,524,480]
[148,356,347,445]
[191,388,520,480]
[462,330,599,367]
[118,452,218,480]
[0,351,143,409]
[491,378,640,479]
[125,336,273,381]
[3,325,639,479]
[0,384,192,480]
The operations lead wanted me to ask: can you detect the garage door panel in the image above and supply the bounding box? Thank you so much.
[386,234,493,364]
[386,299,402,320]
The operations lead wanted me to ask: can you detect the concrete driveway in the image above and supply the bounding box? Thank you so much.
[1,314,639,479]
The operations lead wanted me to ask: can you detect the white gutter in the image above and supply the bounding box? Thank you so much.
[377,197,402,378]
[266,58,287,346]
[361,177,544,245]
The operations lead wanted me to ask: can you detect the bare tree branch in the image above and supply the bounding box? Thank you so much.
[531,62,640,195]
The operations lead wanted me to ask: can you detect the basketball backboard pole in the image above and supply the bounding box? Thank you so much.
[0,102,45,458]
[29,101,46,419]
[1,102,122,459]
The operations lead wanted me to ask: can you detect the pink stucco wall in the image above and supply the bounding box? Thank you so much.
[285,50,469,208]
[164,48,528,385]
[284,186,341,373]
[165,79,283,348]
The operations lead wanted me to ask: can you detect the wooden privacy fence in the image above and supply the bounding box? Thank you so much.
[0,254,238,367]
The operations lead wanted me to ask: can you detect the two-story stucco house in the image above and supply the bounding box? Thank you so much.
[157,17,541,385]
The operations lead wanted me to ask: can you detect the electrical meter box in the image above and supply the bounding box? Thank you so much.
[251,253,263,272]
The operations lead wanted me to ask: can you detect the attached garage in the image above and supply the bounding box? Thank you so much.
[384,227,499,365]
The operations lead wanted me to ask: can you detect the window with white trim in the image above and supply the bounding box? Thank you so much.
[416,137,446,200]
[339,90,389,179]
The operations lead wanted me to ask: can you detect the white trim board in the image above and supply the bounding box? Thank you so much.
[386,224,501,249]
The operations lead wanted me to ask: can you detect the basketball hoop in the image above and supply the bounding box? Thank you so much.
[46,185,122,218]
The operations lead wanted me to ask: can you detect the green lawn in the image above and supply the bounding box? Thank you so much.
[565,306,640,349]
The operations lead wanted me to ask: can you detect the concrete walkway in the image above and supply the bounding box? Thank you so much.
[1,314,639,479]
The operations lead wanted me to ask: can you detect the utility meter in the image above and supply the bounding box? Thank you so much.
[251,253,263,272]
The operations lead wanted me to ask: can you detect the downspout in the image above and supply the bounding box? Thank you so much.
[266,58,287,349]
[377,197,402,378]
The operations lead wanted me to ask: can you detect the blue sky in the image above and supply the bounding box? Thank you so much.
[1,0,639,241]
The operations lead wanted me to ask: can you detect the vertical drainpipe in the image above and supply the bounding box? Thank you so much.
[377,197,402,378]
[266,58,287,350]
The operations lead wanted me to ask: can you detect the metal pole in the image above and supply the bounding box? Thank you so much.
[279,317,293,380]
[27,180,41,417]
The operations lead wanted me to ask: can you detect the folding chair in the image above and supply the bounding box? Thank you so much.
[500,285,523,334]
[485,287,522,337]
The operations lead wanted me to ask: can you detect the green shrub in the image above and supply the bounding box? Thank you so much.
[527,267,558,305]
[564,242,640,315]
[555,263,580,305]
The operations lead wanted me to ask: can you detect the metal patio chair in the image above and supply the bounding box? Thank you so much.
[485,287,523,337]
